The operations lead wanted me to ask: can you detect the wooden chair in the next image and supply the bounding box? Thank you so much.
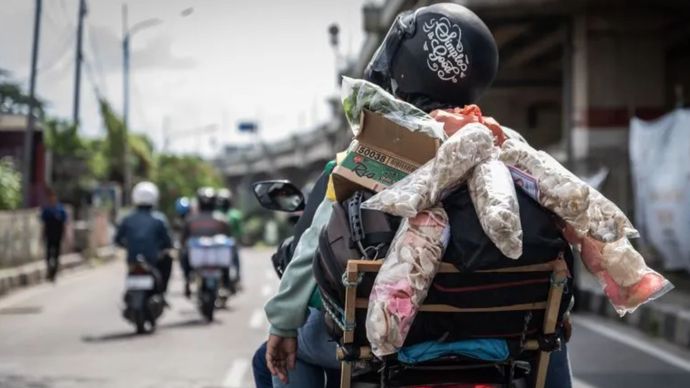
[338,258,570,388]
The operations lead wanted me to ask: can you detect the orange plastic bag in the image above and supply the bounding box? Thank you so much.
[431,105,507,145]
[562,224,673,316]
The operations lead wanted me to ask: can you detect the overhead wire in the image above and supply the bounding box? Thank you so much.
[32,0,76,77]
[85,19,109,97]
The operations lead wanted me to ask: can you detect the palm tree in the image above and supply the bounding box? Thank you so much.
[0,68,43,115]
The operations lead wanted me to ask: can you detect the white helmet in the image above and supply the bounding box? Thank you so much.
[132,181,159,206]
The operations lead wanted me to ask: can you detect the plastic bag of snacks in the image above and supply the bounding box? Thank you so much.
[341,77,445,140]
[363,123,496,217]
[500,139,638,242]
[366,207,450,357]
[563,224,673,316]
[468,159,523,259]
[499,139,591,235]
[586,188,639,242]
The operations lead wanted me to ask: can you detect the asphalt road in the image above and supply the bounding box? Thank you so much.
[0,248,279,388]
[1,247,689,388]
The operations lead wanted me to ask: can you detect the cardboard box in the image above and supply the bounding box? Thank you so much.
[332,110,440,201]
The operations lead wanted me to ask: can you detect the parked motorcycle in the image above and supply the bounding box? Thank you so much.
[188,235,236,322]
[122,255,164,334]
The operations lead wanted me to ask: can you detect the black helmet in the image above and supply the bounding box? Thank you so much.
[196,187,216,212]
[216,188,233,212]
[365,3,498,112]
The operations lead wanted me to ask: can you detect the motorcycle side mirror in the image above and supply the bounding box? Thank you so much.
[252,180,305,212]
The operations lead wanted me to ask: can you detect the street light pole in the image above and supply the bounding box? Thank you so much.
[328,23,341,87]
[122,3,131,203]
[72,0,87,126]
[22,0,42,208]
[121,5,180,203]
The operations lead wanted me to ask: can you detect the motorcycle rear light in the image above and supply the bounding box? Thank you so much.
[129,266,148,274]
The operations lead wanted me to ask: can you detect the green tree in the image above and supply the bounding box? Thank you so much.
[43,118,94,206]
[0,68,43,115]
[0,158,21,210]
[155,154,223,218]
[98,99,127,183]
[43,118,87,156]
[129,133,156,180]
[98,99,156,184]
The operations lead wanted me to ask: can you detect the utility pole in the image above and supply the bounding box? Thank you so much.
[22,0,42,208]
[122,3,131,204]
[162,115,170,153]
[72,0,87,126]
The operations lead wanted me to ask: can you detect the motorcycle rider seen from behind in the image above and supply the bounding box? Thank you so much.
[261,3,573,388]
[115,181,174,299]
[181,187,234,298]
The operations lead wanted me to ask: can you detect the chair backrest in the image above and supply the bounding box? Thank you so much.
[337,258,570,388]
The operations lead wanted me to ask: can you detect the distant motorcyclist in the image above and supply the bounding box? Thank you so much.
[115,181,173,294]
[216,188,243,286]
[180,187,233,298]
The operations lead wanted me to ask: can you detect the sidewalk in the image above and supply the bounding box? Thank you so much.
[575,268,690,351]
[0,246,118,297]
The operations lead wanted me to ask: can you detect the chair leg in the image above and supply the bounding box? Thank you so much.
[340,360,352,388]
[534,351,551,388]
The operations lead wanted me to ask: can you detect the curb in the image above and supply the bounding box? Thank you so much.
[0,246,118,297]
[575,287,690,350]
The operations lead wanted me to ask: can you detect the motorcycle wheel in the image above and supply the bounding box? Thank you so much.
[134,312,147,334]
[201,298,215,322]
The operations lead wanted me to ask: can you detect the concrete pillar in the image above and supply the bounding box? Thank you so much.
[569,10,666,212]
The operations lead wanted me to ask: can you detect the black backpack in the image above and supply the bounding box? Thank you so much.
[314,185,574,345]
[313,191,400,316]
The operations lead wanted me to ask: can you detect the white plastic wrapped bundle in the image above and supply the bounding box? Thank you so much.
[562,224,673,316]
[468,159,523,259]
[601,238,648,287]
[499,139,591,234]
[362,160,434,218]
[363,123,495,217]
[366,207,449,357]
[586,188,639,242]
[429,123,498,200]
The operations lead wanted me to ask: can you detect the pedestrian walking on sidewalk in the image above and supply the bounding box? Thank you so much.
[40,188,67,282]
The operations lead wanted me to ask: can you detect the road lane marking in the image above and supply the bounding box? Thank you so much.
[223,359,249,387]
[261,284,273,297]
[576,315,690,372]
[249,309,266,330]
[573,377,598,388]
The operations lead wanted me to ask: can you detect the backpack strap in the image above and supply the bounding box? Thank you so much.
[346,191,396,259]
[347,191,366,249]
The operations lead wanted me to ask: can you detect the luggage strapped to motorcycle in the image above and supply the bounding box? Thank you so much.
[337,257,570,388]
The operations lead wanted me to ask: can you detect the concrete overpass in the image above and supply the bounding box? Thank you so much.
[219,0,690,213]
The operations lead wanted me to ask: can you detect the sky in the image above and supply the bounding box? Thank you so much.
[0,0,372,155]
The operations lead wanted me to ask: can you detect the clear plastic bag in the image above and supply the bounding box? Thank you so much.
[563,225,673,316]
[586,188,640,242]
[363,123,495,217]
[468,159,523,259]
[341,77,445,140]
[366,207,450,357]
[500,139,591,235]
[500,139,638,242]
[361,159,435,218]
